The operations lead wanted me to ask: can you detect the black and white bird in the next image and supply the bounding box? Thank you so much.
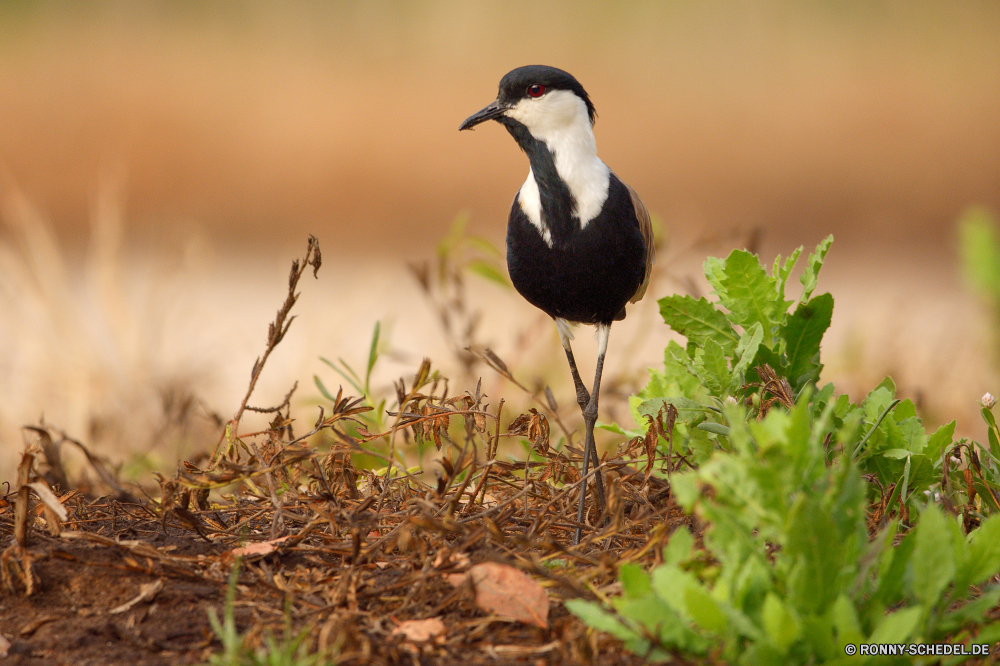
[460,65,654,543]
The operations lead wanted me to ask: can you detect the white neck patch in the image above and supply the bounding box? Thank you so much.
[507,90,611,246]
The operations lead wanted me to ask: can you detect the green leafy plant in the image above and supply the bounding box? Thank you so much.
[569,394,1000,664]
[316,320,386,431]
[571,239,1000,664]
[619,236,833,465]
[206,562,329,666]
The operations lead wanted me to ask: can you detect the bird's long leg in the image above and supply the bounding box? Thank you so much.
[564,324,610,545]
[557,319,591,410]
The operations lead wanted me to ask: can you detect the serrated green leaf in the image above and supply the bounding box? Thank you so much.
[780,293,833,389]
[718,250,784,345]
[926,421,955,462]
[658,294,739,356]
[911,504,956,607]
[729,323,764,392]
[704,256,726,296]
[775,247,803,302]
[693,337,730,396]
[800,235,833,302]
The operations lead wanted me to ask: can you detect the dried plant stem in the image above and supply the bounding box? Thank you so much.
[210,236,321,468]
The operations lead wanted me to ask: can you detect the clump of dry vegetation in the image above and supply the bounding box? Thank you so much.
[0,236,686,666]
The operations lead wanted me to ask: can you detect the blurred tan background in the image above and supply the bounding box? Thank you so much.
[2,1,999,483]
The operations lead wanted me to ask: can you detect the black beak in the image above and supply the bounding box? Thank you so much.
[459,100,507,131]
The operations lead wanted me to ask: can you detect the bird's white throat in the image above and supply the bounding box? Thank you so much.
[507,90,610,246]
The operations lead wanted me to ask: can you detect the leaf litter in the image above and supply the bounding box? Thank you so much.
[1,236,689,665]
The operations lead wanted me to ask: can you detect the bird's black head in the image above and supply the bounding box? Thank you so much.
[459,65,597,132]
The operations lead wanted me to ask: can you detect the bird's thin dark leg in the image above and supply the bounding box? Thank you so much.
[562,346,591,411]
[557,317,591,410]
[573,325,610,544]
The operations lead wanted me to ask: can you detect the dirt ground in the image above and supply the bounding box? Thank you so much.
[0,452,691,666]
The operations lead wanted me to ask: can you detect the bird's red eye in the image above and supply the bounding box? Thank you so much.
[527,84,546,98]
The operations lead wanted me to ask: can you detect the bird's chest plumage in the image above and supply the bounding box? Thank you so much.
[506,174,646,325]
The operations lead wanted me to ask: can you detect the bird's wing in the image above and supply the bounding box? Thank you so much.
[626,183,655,303]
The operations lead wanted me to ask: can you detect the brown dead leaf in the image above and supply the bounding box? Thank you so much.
[225,535,292,560]
[468,562,548,628]
[391,618,446,643]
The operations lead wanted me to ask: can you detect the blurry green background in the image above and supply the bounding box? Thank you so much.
[1,1,999,481]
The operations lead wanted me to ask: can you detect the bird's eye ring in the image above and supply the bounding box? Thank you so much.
[527,84,546,98]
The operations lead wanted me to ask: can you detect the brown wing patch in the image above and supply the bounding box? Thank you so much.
[626,183,655,304]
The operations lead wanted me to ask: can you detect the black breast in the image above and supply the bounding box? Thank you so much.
[506,173,647,325]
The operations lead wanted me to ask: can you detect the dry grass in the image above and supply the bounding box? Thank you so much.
[1,237,692,665]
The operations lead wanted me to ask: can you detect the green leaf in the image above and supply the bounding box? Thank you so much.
[460,233,503,258]
[925,421,956,461]
[697,422,731,437]
[664,528,694,566]
[718,250,783,345]
[313,375,338,402]
[870,606,922,643]
[853,398,901,458]
[799,235,833,302]
[830,594,864,646]
[704,256,726,296]
[466,259,511,288]
[762,593,800,653]
[693,337,730,396]
[779,293,833,389]
[786,496,843,614]
[564,599,643,643]
[939,588,1000,633]
[958,514,1000,589]
[774,247,802,303]
[729,323,764,392]
[873,526,915,606]
[684,584,729,634]
[873,375,896,395]
[984,406,1000,459]
[620,563,652,598]
[658,294,739,356]
[638,397,715,418]
[911,503,956,608]
[366,321,381,386]
[651,563,700,617]
[671,472,699,510]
